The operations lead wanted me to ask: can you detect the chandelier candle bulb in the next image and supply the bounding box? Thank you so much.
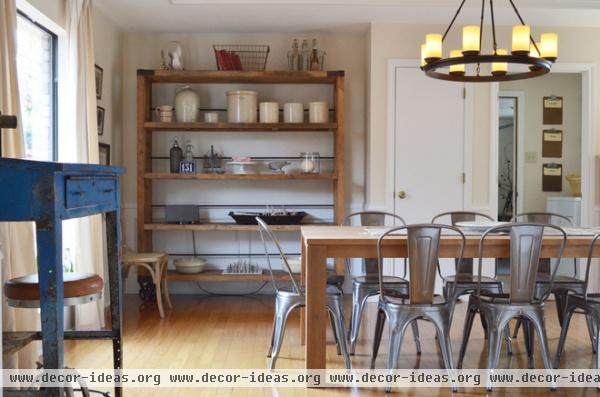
[491,49,508,76]
[512,25,531,55]
[540,33,558,61]
[462,25,480,55]
[425,33,442,62]
[420,44,427,67]
[449,50,465,75]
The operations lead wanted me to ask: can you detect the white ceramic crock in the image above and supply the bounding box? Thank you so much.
[309,101,328,123]
[283,102,304,123]
[259,102,279,123]
[227,90,258,123]
[174,86,199,122]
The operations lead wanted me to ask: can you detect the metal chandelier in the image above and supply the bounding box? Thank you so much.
[421,0,558,82]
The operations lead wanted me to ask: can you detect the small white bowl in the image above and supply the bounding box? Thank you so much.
[226,161,258,174]
[174,257,206,274]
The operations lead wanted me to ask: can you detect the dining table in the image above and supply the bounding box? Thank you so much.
[300,225,600,370]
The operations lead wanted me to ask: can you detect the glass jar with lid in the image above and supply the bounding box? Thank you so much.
[300,152,320,174]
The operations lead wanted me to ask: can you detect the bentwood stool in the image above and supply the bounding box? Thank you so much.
[257,218,351,370]
[555,233,600,370]
[457,223,567,390]
[510,213,593,350]
[370,224,463,393]
[344,211,420,355]
[122,252,172,318]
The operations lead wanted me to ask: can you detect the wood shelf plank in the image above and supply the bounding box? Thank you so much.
[144,223,334,232]
[166,269,299,282]
[138,69,344,84]
[144,172,337,181]
[144,122,337,132]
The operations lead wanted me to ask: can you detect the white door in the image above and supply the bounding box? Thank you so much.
[393,65,466,223]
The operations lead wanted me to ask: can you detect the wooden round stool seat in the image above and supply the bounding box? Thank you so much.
[4,272,103,308]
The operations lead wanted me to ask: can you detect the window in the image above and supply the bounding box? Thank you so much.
[16,11,57,161]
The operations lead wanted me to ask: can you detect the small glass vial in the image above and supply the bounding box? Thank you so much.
[300,152,320,174]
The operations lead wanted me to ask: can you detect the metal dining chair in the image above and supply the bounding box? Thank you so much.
[370,224,464,392]
[511,212,593,350]
[456,223,567,390]
[344,211,420,355]
[555,233,600,369]
[256,217,351,370]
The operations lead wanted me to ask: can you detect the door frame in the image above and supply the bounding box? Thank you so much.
[497,91,525,217]
[386,58,470,215]
[489,63,596,226]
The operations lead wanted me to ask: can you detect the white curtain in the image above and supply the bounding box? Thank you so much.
[65,0,105,330]
[0,0,40,369]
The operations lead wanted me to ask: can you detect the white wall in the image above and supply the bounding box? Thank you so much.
[367,23,600,218]
[501,73,582,213]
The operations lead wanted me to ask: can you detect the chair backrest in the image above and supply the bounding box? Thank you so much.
[256,217,302,295]
[344,211,406,276]
[512,212,573,275]
[477,223,567,304]
[582,233,600,299]
[377,224,466,304]
[431,211,494,276]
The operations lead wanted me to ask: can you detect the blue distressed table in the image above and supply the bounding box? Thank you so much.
[0,158,124,397]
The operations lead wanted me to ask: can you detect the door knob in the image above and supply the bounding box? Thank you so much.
[398,191,406,199]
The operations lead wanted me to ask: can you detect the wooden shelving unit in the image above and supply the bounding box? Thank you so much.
[136,69,345,283]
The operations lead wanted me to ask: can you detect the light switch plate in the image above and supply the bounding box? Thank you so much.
[525,152,538,163]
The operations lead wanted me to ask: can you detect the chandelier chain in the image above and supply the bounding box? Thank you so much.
[442,0,467,41]
[490,0,498,53]
[479,0,485,51]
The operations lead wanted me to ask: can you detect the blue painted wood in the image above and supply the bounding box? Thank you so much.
[0,158,124,397]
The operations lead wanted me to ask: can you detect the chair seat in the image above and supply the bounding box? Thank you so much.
[383,292,446,306]
[353,275,408,285]
[445,275,502,284]
[122,252,167,264]
[536,274,584,284]
[4,272,103,302]
[277,285,343,297]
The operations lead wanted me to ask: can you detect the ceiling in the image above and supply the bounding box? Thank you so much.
[95,0,600,32]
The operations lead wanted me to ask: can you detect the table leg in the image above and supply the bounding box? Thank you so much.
[36,220,64,397]
[305,244,327,370]
[106,210,123,397]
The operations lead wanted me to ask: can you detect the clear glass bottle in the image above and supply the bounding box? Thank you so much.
[300,152,320,174]
[179,141,196,173]
[288,39,300,71]
[169,137,183,173]
[310,39,320,71]
[300,39,310,71]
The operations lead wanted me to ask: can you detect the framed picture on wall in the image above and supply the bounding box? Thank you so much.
[99,143,110,166]
[97,106,105,136]
[95,64,103,100]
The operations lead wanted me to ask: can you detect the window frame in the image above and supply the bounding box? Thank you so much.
[16,9,59,162]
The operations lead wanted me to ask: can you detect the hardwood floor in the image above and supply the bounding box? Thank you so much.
[65,294,600,396]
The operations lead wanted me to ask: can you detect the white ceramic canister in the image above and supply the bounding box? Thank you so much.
[204,112,219,123]
[227,90,258,123]
[309,101,328,123]
[259,102,279,123]
[283,102,304,123]
[174,86,200,122]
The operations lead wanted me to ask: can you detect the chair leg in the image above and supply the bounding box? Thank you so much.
[411,321,421,355]
[269,299,295,369]
[529,311,556,390]
[153,266,165,319]
[385,324,407,393]
[349,285,370,355]
[329,311,342,355]
[267,311,277,358]
[554,308,574,368]
[523,319,535,369]
[504,324,513,355]
[457,303,477,369]
[370,308,386,369]
[328,301,352,370]
[485,322,504,391]
[430,313,457,392]
[555,291,566,326]
[586,314,597,354]
[161,260,173,309]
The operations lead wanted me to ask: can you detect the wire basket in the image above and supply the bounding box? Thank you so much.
[213,45,270,71]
